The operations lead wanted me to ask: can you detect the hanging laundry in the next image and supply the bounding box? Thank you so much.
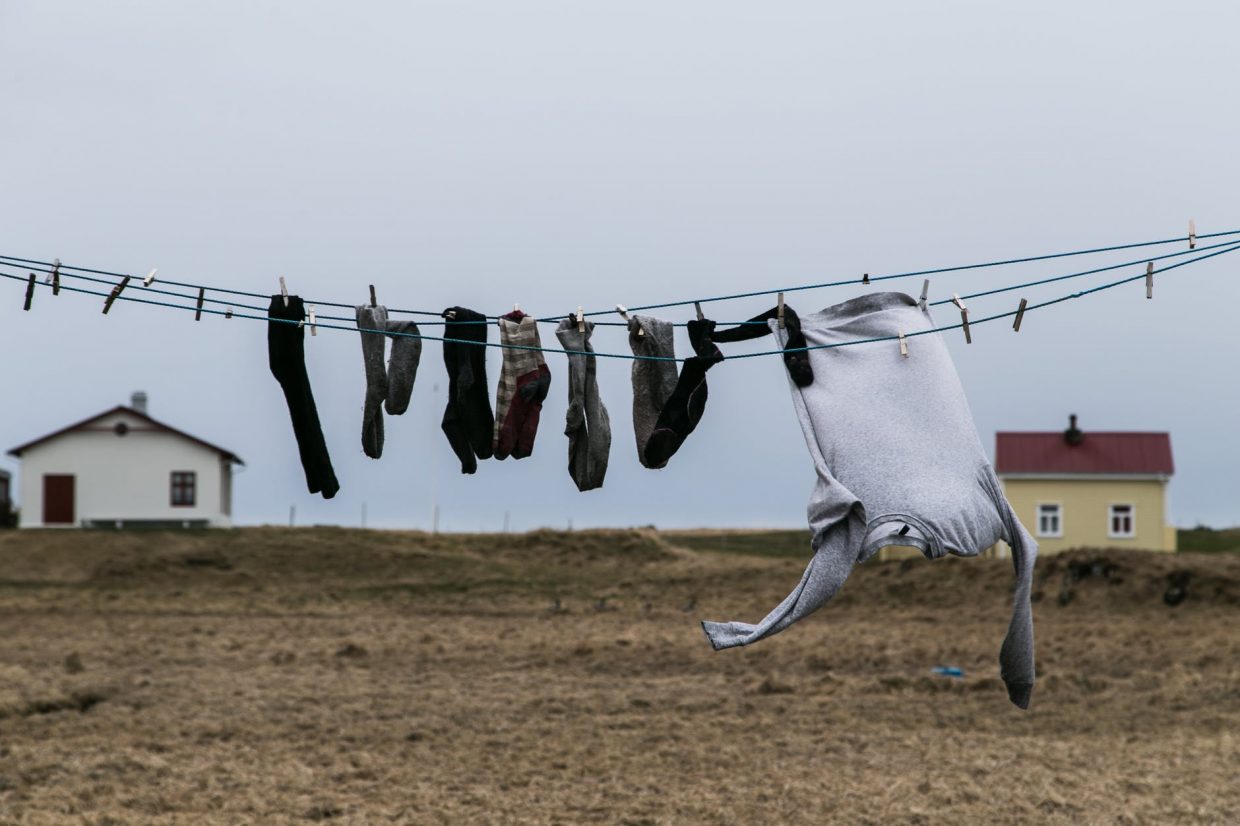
[493,310,551,460]
[555,317,611,491]
[355,305,422,459]
[700,292,1037,709]
[440,307,494,474]
[711,304,814,387]
[268,295,339,499]
[628,315,677,469]
[643,318,723,467]
[642,305,813,468]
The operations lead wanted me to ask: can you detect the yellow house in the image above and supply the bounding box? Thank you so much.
[995,415,1176,554]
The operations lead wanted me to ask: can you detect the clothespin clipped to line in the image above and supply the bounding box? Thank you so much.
[919,279,929,312]
[576,306,585,333]
[101,276,130,315]
[694,301,704,322]
[1012,298,1028,332]
[1188,219,1197,250]
[23,273,36,311]
[951,293,971,344]
[279,276,289,307]
[369,284,377,308]
[777,292,785,329]
[616,304,644,336]
[143,268,158,287]
[898,332,908,358]
[47,259,61,295]
[1146,262,1154,299]
[225,307,233,320]
[862,272,870,285]
[309,305,317,336]
[194,287,205,321]
[513,302,520,313]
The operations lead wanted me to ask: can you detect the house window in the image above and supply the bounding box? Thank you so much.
[171,472,196,507]
[1036,503,1062,538]
[1109,504,1135,539]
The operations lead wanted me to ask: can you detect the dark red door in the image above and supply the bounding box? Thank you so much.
[43,475,75,525]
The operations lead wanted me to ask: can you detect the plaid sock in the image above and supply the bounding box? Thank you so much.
[493,311,551,460]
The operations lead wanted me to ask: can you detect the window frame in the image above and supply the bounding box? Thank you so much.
[170,471,197,508]
[1108,503,1135,539]
[1035,502,1063,538]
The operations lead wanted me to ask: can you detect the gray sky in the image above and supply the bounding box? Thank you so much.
[2,1,1238,530]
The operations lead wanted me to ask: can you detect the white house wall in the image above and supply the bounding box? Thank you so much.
[17,411,232,528]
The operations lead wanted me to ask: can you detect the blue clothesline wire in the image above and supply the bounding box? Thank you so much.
[4,240,1238,362]
[1,226,1232,325]
[1,234,1233,334]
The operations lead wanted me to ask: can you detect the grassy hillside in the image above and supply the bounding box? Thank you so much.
[1177,525,1240,553]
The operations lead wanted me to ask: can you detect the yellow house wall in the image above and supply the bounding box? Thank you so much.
[1000,478,1173,554]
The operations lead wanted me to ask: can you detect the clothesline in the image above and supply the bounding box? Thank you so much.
[4,240,1239,362]
[0,225,1231,325]
[4,234,1234,332]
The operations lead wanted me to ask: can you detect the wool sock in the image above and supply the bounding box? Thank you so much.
[384,318,422,415]
[268,295,339,499]
[643,318,724,467]
[628,315,678,469]
[440,307,494,474]
[493,310,551,460]
[356,305,389,459]
[555,317,611,491]
[713,305,813,387]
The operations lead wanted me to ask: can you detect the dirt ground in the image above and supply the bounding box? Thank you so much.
[0,528,1237,825]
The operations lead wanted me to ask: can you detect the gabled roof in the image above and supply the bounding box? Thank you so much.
[995,432,1172,476]
[7,405,243,465]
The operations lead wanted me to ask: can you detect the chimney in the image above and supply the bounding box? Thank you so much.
[131,391,148,415]
[1064,413,1083,446]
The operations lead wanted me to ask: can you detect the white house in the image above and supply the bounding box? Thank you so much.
[7,393,243,528]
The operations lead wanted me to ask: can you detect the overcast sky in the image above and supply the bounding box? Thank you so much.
[2,1,1237,531]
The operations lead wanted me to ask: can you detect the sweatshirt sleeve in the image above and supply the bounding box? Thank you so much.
[993,484,1038,709]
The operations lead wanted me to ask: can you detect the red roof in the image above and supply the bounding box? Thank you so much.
[995,432,1172,476]
[7,405,243,465]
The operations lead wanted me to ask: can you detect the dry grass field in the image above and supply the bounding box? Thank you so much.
[0,527,1237,825]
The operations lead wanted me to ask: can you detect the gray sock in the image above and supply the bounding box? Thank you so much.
[556,318,611,491]
[356,305,389,459]
[628,315,677,469]
[384,319,422,415]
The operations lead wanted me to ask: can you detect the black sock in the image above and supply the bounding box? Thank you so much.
[440,307,495,474]
[712,305,813,387]
[268,295,340,499]
[643,319,724,468]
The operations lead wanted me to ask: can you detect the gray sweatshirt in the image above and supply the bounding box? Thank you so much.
[701,292,1037,709]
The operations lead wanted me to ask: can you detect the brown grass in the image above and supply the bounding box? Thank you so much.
[0,528,1237,824]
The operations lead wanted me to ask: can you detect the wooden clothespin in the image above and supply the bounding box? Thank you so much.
[862,272,870,285]
[102,276,130,314]
[50,259,61,295]
[1188,219,1197,250]
[23,273,36,311]
[369,284,377,307]
[919,279,929,312]
[694,301,704,321]
[576,306,585,333]
[777,292,785,329]
[279,276,289,307]
[1145,262,1154,299]
[951,293,971,344]
[225,307,233,319]
[308,305,317,336]
[898,332,908,358]
[1012,298,1028,332]
[143,268,158,287]
[616,304,643,336]
[194,287,205,321]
